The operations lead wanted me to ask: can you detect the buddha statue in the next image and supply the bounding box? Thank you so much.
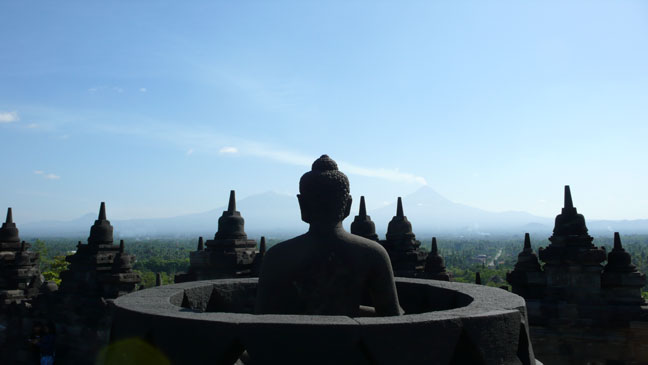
[255,155,401,317]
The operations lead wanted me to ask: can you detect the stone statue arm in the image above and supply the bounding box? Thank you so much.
[254,248,285,314]
[368,248,402,316]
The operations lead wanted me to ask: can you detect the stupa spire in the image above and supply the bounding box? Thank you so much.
[564,186,573,210]
[259,236,267,256]
[431,237,438,255]
[396,197,404,217]
[524,233,532,251]
[359,196,367,218]
[475,272,482,285]
[613,232,622,251]
[197,236,204,251]
[119,240,125,253]
[227,190,236,212]
[99,202,107,220]
[6,207,13,224]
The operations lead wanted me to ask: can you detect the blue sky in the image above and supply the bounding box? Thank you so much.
[1,1,647,222]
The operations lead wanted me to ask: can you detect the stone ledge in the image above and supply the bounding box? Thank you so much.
[110,278,534,365]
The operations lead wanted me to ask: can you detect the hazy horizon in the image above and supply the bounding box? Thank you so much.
[2,1,647,222]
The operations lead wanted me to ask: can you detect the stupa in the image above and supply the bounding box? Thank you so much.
[379,197,426,277]
[537,186,606,302]
[601,232,646,304]
[507,186,648,364]
[175,190,259,282]
[58,202,141,298]
[421,237,451,281]
[350,196,379,241]
[506,233,545,299]
[0,208,42,308]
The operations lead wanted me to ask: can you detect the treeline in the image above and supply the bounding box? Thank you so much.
[26,234,648,293]
[26,236,280,288]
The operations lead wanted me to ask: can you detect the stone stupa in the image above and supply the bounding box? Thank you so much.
[58,202,141,298]
[422,237,451,281]
[506,233,546,299]
[538,186,607,302]
[601,232,646,304]
[175,190,259,282]
[350,196,379,241]
[379,197,427,277]
[0,208,42,308]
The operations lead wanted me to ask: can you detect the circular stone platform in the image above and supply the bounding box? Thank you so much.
[108,278,536,365]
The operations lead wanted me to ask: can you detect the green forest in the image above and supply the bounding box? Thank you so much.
[28,234,648,296]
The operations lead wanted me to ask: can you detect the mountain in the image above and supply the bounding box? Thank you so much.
[18,187,648,239]
[20,191,304,239]
[367,186,553,236]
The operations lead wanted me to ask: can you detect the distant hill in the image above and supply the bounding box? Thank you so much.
[19,187,648,239]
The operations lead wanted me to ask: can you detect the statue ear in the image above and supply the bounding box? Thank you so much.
[297,194,312,224]
[342,195,352,220]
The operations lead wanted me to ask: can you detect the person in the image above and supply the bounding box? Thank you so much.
[28,322,43,364]
[255,155,401,317]
[37,322,56,365]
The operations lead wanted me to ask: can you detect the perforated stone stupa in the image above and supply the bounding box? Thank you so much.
[507,186,648,364]
[175,190,259,282]
[350,196,379,241]
[379,197,427,277]
[506,233,545,299]
[601,232,646,304]
[58,202,141,298]
[0,208,42,308]
[537,186,607,302]
[422,237,451,281]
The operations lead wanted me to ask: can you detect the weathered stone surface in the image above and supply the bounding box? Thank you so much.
[507,233,546,299]
[380,197,427,278]
[0,208,42,309]
[58,203,140,299]
[350,196,379,241]
[175,191,260,283]
[421,237,451,281]
[256,155,401,317]
[507,187,648,365]
[538,186,606,302]
[111,278,536,365]
[601,232,646,304]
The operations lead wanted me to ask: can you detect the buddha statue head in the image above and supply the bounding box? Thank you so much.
[297,155,352,226]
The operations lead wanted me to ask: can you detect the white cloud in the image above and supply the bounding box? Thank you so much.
[186,148,194,156]
[34,170,60,180]
[337,161,428,185]
[27,123,38,129]
[0,111,19,123]
[220,142,427,185]
[87,119,427,186]
[113,87,124,93]
[140,88,147,93]
[219,146,239,155]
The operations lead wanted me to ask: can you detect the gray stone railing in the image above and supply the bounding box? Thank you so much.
[108,278,535,365]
